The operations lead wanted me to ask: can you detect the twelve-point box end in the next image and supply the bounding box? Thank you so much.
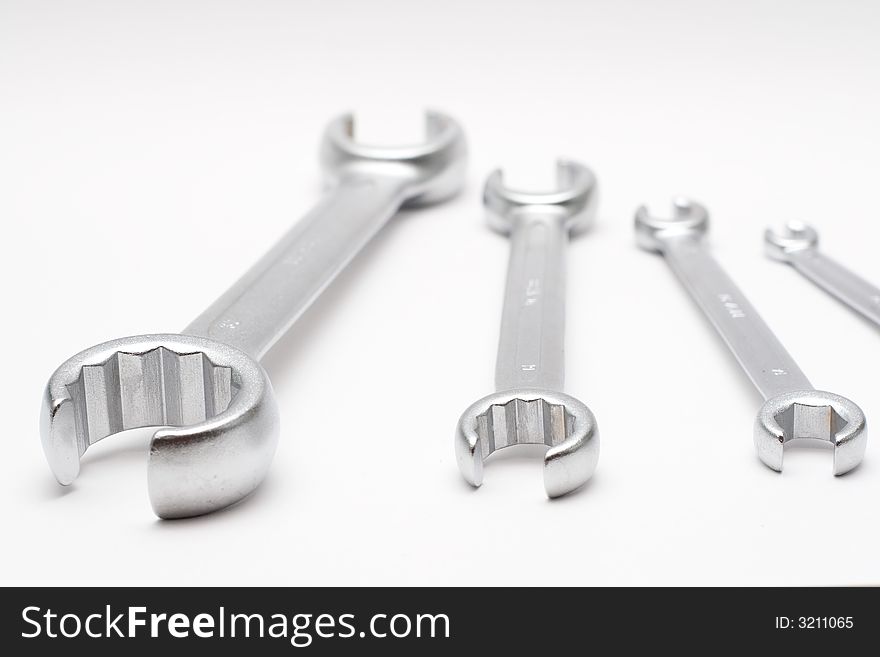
[455,389,599,498]
[40,334,279,519]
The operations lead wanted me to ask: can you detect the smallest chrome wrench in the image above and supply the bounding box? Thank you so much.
[636,199,867,475]
[766,221,880,326]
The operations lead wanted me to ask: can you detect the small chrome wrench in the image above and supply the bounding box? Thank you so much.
[456,161,599,497]
[636,199,866,474]
[766,220,880,326]
[42,111,467,518]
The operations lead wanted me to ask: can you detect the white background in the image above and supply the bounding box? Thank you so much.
[2,0,879,586]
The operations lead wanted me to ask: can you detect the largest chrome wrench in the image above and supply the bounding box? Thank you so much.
[41,111,467,518]
[636,198,866,474]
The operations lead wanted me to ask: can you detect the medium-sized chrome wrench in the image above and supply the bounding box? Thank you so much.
[636,199,866,475]
[456,161,599,497]
[766,221,880,326]
[42,111,466,518]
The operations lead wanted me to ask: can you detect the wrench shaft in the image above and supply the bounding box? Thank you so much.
[662,235,813,399]
[788,249,880,326]
[185,175,408,360]
[495,214,568,391]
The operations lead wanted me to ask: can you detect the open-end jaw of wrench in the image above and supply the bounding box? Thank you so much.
[456,161,599,497]
[766,220,880,326]
[636,199,867,475]
[42,111,467,518]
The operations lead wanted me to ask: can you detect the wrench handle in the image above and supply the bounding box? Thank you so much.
[661,235,813,399]
[185,175,408,360]
[788,249,880,327]
[495,214,568,392]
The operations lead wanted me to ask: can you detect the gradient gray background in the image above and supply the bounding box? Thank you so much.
[2,0,879,585]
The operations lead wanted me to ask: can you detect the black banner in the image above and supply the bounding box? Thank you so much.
[2,587,876,653]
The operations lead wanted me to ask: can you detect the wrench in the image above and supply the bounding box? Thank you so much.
[42,111,467,518]
[636,199,867,474]
[455,161,599,497]
[766,220,880,326]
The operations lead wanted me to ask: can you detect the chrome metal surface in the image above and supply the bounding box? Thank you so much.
[456,161,599,497]
[636,199,866,475]
[766,220,880,326]
[42,111,467,518]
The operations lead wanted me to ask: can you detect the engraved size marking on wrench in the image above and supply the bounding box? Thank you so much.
[525,277,541,305]
[719,293,746,319]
